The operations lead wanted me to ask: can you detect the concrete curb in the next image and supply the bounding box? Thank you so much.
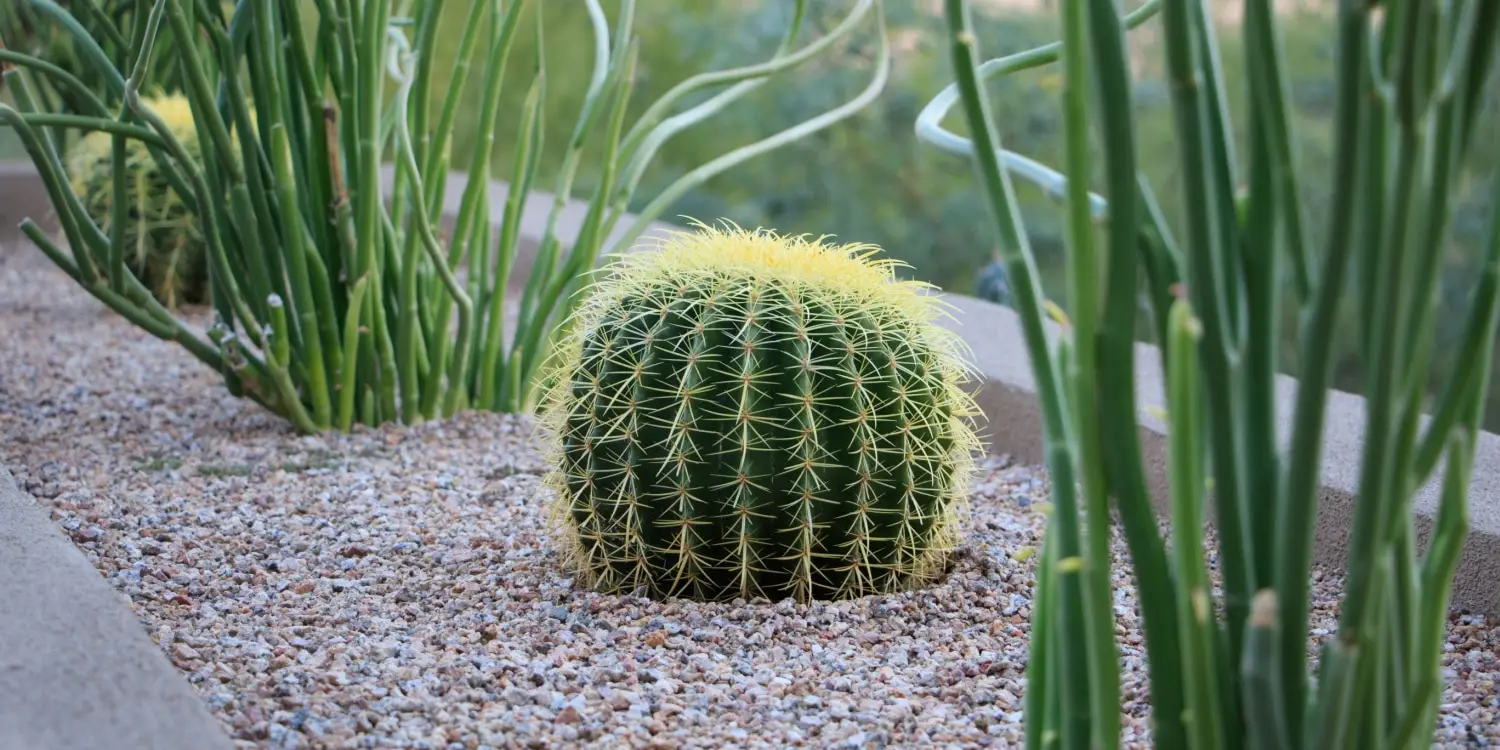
[4,160,1497,619]
[0,467,234,750]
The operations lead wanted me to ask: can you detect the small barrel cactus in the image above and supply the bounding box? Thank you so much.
[68,94,209,309]
[544,223,981,602]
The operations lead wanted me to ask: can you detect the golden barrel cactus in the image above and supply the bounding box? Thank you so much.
[545,223,981,602]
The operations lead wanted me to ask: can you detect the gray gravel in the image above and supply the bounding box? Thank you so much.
[3,237,1496,749]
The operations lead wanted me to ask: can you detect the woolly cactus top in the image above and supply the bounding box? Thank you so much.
[543,223,981,602]
[608,223,929,303]
[574,223,976,348]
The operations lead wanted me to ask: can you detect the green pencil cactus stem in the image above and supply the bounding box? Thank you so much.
[67,93,209,309]
[920,0,1500,747]
[545,222,981,602]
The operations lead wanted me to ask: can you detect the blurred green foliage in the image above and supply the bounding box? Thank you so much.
[436,1,1500,429]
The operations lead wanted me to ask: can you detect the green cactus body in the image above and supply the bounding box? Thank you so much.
[545,223,980,602]
[68,94,209,309]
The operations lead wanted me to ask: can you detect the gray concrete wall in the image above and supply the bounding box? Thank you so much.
[4,161,1497,616]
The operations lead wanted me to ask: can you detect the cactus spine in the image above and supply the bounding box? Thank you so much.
[68,94,209,309]
[545,223,980,602]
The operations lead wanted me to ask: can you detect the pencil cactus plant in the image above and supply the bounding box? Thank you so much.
[68,93,209,308]
[921,0,1500,748]
[545,223,980,602]
[0,0,889,433]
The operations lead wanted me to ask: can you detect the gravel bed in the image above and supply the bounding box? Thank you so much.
[2,237,1497,749]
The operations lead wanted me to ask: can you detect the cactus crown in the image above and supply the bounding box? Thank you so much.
[543,222,981,602]
[68,94,209,308]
